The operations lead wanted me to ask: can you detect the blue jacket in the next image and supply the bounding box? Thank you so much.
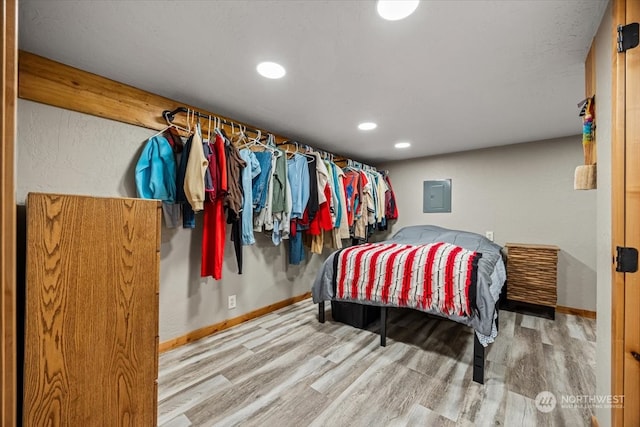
[135,135,176,202]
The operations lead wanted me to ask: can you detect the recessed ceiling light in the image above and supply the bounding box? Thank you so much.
[377,0,419,21]
[394,142,411,149]
[257,61,286,79]
[358,122,377,131]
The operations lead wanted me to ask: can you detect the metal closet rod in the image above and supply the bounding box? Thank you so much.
[275,141,377,171]
[162,107,266,137]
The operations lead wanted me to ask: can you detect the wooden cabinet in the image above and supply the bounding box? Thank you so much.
[505,243,560,311]
[23,193,161,426]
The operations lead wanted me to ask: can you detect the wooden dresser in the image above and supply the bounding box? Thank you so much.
[23,193,161,426]
[504,243,560,317]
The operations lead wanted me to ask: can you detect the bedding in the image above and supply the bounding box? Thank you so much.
[334,242,481,317]
[312,225,507,345]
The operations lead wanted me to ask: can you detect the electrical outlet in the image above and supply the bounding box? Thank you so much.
[485,231,494,241]
[228,295,237,309]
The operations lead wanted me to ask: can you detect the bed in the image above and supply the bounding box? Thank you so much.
[311,225,507,384]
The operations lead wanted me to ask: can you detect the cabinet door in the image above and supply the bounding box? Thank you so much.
[23,193,160,427]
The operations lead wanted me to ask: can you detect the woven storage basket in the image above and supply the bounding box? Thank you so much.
[505,243,560,308]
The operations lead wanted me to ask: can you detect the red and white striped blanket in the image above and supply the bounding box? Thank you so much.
[334,242,482,316]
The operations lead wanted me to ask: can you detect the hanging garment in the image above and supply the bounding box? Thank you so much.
[163,128,186,228]
[308,180,334,251]
[376,172,388,224]
[384,174,399,220]
[306,156,319,221]
[327,162,341,228]
[201,133,228,280]
[287,153,310,219]
[289,227,305,265]
[135,135,177,202]
[370,171,379,225]
[325,162,343,249]
[353,171,370,240]
[183,126,209,212]
[334,165,351,239]
[254,152,277,231]
[308,153,334,253]
[307,154,333,236]
[224,144,246,219]
[273,159,291,246]
[225,142,246,274]
[214,132,228,199]
[201,198,226,279]
[239,148,260,245]
[252,151,273,212]
[271,149,287,214]
[203,138,216,200]
[162,202,181,228]
[163,127,184,154]
[135,135,180,228]
[311,230,324,254]
[175,135,196,228]
[343,170,360,227]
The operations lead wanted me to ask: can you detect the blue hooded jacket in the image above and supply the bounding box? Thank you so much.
[135,135,176,202]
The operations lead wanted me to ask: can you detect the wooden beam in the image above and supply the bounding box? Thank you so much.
[1,0,18,425]
[158,293,312,354]
[611,0,626,425]
[18,51,293,144]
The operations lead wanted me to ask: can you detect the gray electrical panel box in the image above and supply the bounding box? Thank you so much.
[423,179,451,213]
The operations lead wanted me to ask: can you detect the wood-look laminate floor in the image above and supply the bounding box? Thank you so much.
[158,299,596,427]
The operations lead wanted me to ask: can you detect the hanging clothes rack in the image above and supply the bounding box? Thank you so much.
[275,140,377,172]
[163,106,377,171]
[162,106,266,138]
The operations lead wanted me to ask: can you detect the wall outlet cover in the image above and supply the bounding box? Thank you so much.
[228,295,237,309]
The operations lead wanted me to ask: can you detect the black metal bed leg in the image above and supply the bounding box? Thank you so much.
[473,334,485,384]
[319,301,325,323]
[380,307,387,347]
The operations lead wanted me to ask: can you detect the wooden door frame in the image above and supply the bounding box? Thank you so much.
[1,0,18,425]
[611,0,633,425]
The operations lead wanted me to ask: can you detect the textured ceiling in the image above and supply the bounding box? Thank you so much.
[18,0,607,163]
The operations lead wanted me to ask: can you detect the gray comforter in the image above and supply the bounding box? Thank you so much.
[311,225,506,337]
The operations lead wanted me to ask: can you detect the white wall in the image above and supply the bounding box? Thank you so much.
[16,100,323,342]
[594,2,612,425]
[379,136,597,311]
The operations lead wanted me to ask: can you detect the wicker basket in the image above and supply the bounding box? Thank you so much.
[505,243,560,308]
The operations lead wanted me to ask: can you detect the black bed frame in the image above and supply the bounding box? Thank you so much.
[317,301,497,384]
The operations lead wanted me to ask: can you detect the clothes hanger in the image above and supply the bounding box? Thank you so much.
[205,115,212,143]
[185,108,194,135]
[302,145,316,163]
[216,116,230,140]
[268,134,284,158]
[235,125,251,148]
[345,159,360,171]
[148,124,177,140]
[238,127,278,154]
[282,140,298,159]
[216,117,224,135]
[264,133,283,158]
[161,108,191,135]
[194,114,203,140]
